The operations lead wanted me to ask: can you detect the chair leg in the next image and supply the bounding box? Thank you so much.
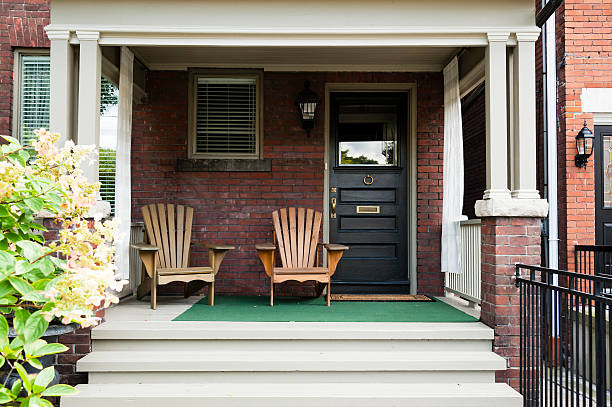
[184,282,190,299]
[208,281,215,306]
[270,276,274,307]
[151,274,157,310]
[327,279,331,307]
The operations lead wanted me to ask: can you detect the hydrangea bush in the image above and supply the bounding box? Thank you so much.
[0,129,124,406]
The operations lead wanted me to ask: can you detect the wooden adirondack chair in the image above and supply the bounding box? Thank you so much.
[256,207,348,306]
[132,203,234,309]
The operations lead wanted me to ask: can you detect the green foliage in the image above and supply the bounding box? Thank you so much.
[340,149,379,165]
[0,136,78,405]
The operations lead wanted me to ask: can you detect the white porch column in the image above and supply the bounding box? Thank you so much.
[47,30,73,146]
[76,31,101,184]
[512,33,541,199]
[483,32,511,200]
[115,46,134,284]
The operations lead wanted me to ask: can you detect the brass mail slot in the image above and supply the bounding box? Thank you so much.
[356,205,380,214]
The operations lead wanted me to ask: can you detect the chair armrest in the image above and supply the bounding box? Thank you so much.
[324,244,349,252]
[203,244,236,251]
[131,243,160,251]
[255,243,276,277]
[324,244,349,277]
[255,243,276,251]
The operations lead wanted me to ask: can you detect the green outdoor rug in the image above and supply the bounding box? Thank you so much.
[173,295,477,322]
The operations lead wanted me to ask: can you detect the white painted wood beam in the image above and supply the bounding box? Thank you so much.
[511,33,540,199]
[76,31,102,184]
[48,30,74,146]
[482,32,511,200]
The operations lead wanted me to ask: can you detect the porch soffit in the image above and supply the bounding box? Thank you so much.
[119,45,463,72]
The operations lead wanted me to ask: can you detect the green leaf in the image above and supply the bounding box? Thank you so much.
[14,363,32,392]
[9,278,33,296]
[0,315,8,339]
[24,339,45,356]
[14,261,33,276]
[4,232,21,243]
[0,391,12,404]
[0,135,20,145]
[0,206,9,217]
[38,399,53,407]
[14,309,30,337]
[24,313,48,343]
[23,198,43,214]
[28,397,42,407]
[11,380,22,397]
[0,252,15,271]
[0,281,16,298]
[41,385,77,397]
[27,358,42,370]
[15,241,47,263]
[33,366,54,393]
[32,343,68,358]
[30,259,54,277]
[18,150,30,163]
[21,292,47,303]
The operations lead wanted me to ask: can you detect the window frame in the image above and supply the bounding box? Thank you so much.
[12,49,51,145]
[188,69,264,160]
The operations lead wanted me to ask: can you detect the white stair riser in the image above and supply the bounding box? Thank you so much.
[62,395,522,407]
[88,370,496,384]
[92,338,492,352]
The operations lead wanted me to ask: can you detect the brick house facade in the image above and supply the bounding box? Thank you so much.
[3,0,606,395]
[131,71,445,297]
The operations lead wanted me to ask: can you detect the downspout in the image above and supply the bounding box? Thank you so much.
[542,0,559,271]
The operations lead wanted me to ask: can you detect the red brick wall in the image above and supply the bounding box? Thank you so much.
[461,84,486,220]
[0,0,50,137]
[480,217,541,389]
[131,71,445,296]
[557,0,612,271]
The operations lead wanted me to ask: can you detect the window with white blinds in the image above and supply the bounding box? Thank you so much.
[190,74,261,158]
[17,54,50,147]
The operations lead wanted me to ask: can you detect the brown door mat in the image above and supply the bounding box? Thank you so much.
[329,294,433,302]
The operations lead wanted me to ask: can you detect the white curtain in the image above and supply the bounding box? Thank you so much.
[441,56,464,274]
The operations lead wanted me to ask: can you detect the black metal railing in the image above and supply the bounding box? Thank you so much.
[516,264,612,406]
[575,245,612,277]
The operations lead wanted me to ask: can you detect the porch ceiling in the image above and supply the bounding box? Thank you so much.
[130,45,463,71]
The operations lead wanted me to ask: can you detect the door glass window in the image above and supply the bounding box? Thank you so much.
[604,135,612,208]
[338,104,397,166]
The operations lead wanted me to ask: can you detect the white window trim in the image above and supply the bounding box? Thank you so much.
[188,69,263,160]
[12,49,51,144]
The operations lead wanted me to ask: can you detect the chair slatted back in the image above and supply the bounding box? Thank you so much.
[142,204,194,269]
[272,208,322,268]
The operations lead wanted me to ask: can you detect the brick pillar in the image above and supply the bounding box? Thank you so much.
[480,216,541,389]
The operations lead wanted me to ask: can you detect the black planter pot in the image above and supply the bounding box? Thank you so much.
[0,323,78,391]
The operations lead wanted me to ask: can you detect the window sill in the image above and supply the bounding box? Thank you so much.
[177,158,272,172]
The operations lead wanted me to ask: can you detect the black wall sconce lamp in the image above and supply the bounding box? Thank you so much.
[575,120,594,168]
[295,81,320,137]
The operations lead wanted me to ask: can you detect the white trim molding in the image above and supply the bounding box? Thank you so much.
[475,198,549,218]
[582,88,612,114]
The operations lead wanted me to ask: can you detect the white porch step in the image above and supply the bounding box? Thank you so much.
[81,350,505,383]
[91,321,494,352]
[62,383,523,407]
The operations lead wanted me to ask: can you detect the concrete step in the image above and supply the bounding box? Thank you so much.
[80,350,505,384]
[91,321,494,352]
[61,382,523,407]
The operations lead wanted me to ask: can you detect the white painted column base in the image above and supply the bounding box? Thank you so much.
[475,198,549,218]
[510,189,541,200]
[482,188,512,200]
